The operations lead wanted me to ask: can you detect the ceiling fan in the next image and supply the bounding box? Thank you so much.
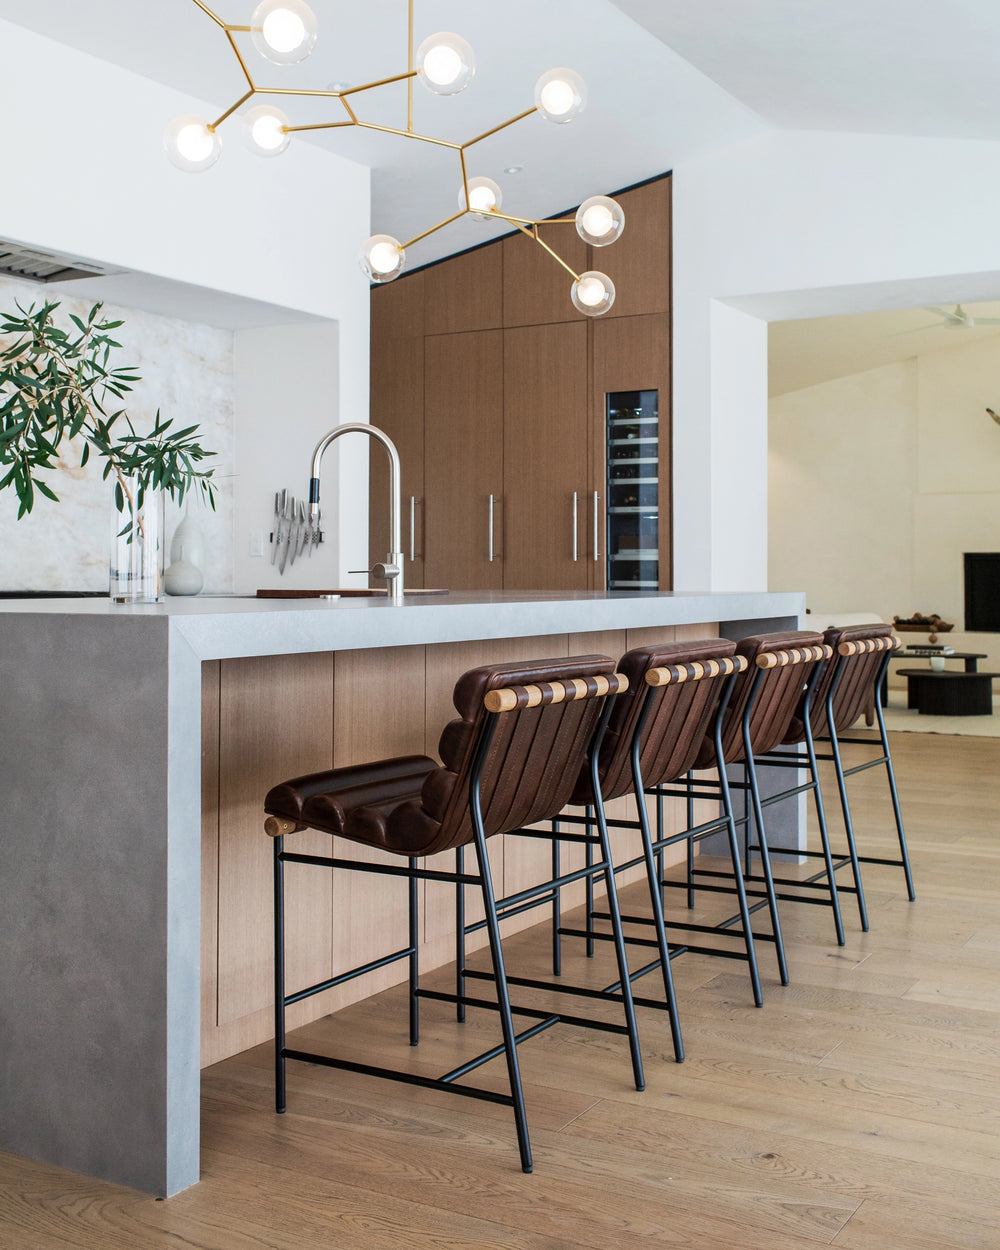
[921,304,1000,328]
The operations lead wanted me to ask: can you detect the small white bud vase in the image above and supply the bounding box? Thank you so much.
[165,504,205,596]
[109,479,165,603]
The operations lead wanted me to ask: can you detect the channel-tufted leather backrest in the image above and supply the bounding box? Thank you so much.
[784,623,898,743]
[570,638,740,804]
[693,630,828,768]
[386,654,621,857]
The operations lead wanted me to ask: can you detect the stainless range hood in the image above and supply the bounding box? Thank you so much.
[0,240,122,284]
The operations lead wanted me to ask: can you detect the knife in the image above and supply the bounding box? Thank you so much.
[295,501,308,561]
[287,496,299,568]
[270,491,280,564]
[279,492,291,574]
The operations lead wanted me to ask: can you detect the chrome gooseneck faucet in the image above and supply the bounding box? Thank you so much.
[309,423,404,604]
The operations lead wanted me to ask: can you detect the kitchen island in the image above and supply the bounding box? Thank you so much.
[0,589,802,1196]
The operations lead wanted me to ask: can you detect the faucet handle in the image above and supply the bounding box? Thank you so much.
[348,563,400,580]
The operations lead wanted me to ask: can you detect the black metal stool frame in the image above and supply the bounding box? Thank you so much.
[753,639,913,930]
[655,644,843,983]
[272,676,644,1176]
[550,659,766,1037]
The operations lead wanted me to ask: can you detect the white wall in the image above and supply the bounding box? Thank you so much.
[0,19,370,588]
[673,128,1000,594]
[233,322,370,593]
[769,332,1000,669]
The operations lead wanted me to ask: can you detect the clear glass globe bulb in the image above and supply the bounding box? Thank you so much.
[359,234,405,283]
[250,0,318,65]
[575,195,625,246]
[571,271,615,316]
[534,67,587,123]
[163,114,222,173]
[417,32,475,95]
[459,176,503,219]
[263,8,304,53]
[243,105,291,157]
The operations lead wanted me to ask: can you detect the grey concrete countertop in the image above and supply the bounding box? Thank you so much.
[0,589,806,661]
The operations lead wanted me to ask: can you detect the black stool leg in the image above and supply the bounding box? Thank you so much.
[802,721,845,946]
[455,845,466,1024]
[551,825,562,976]
[633,783,684,1061]
[592,788,647,1086]
[825,703,870,931]
[685,775,696,910]
[742,748,790,986]
[470,819,533,1172]
[585,805,595,958]
[273,834,287,1114]
[874,697,916,900]
[714,735,764,1008]
[408,868,420,1045]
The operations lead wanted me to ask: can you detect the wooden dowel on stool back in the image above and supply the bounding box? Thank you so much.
[483,672,627,713]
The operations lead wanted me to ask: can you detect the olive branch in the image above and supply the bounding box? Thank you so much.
[0,299,217,527]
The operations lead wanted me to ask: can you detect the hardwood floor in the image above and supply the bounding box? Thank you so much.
[2,731,998,1248]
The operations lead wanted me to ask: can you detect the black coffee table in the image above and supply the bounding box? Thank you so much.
[896,667,1000,715]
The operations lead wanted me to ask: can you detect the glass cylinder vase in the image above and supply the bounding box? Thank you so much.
[109,479,165,603]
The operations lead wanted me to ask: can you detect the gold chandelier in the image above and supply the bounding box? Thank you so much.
[165,0,624,315]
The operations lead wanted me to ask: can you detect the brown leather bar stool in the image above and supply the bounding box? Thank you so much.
[673,631,838,984]
[765,625,912,928]
[550,638,764,1050]
[263,654,643,1175]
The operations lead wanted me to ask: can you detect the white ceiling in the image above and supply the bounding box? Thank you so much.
[3,0,1000,338]
[769,301,1000,396]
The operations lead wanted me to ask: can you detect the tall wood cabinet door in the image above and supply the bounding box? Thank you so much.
[592,311,672,588]
[369,274,425,587]
[597,176,671,320]
[424,329,504,591]
[502,321,590,590]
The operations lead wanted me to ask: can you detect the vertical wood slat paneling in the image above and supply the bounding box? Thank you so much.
[328,645,427,1010]
[216,653,334,1029]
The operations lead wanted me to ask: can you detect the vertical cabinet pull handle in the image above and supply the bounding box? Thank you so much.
[488,493,495,562]
[572,491,578,561]
[593,491,600,561]
[409,495,416,563]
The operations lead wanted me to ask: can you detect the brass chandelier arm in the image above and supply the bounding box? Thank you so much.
[461,107,538,152]
[189,0,230,30]
[509,220,581,281]
[354,120,462,151]
[225,29,257,90]
[339,69,418,98]
[407,0,414,132]
[401,211,470,250]
[284,120,359,134]
[210,88,256,132]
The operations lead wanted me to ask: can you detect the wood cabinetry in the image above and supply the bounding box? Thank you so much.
[502,321,591,589]
[370,174,671,591]
[423,330,504,590]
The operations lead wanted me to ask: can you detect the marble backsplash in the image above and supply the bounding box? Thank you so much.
[0,273,235,594]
